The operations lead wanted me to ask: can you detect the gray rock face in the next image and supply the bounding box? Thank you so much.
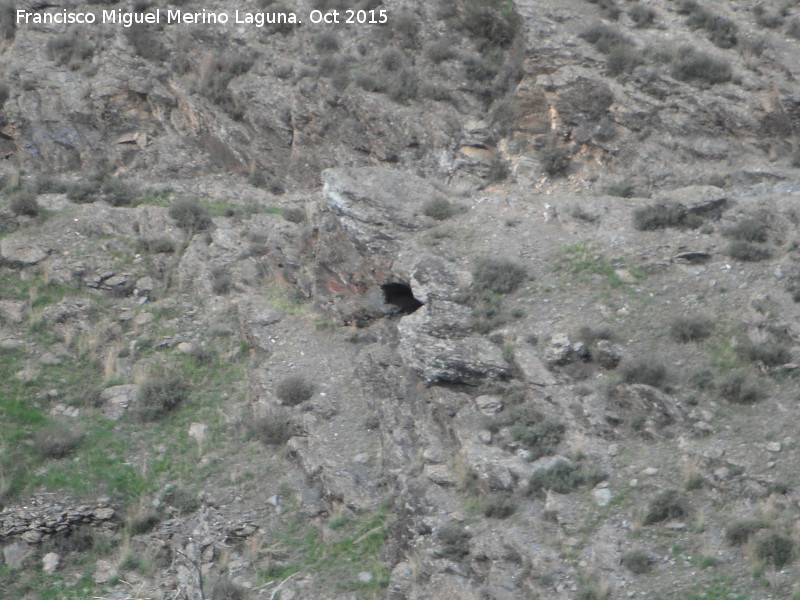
[605,384,688,438]
[398,301,509,386]
[2,541,32,569]
[0,236,49,265]
[99,384,138,420]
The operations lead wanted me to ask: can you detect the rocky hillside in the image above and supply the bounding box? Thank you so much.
[2,0,800,598]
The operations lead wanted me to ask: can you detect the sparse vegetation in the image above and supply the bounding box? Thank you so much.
[738,342,791,367]
[512,418,565,460]
[622,549,655,574]
[33,420,84,459]
[724,218,767,243]
[670,316,713,343]
[643,489,688,525]
[212,575,248,600]
[276,375,314,405]
[481,493,517,519]
[682,3,738,48]
[527,459,606,497]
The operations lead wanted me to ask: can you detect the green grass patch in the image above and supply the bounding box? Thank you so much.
[556,241,645,287]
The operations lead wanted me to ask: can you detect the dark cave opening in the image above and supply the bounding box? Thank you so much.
[381,282,423,316]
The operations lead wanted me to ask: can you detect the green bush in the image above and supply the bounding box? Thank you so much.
[754,533,794,567]
[620,358,668,389]
[247,407,296,446]
[8,189,39,217]
[528,460,581,496]
[643,489,688,525]
[471,257,527,294]
[102,178,138,207]
[671,48,732,84]
[136,372,190,420]
[718,369,763,404]
[437,523,471,559]
[725,520,767,546]
[282,207,306,224]
[423,197,455,221]
[276,375,314,405]
[460,0,519,50]
[669,316,713,343]
[169,198,212,233]
[727,240,771,262]
[622,549,654,574]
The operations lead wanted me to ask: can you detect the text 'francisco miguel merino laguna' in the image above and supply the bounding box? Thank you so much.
[16,9,300,27]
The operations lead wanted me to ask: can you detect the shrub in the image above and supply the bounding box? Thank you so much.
[606,44,643,76]
[437,523,470,559]
[482,494,516,519]
[512,418,565,460]
[314,32,339,53]
[427,40,457,63]
[670,316,713,343]
[754,533,794,567]
[643,489,688,525]
[788,18,800,41]
[605,181,636,198]
[8,189,39,217]
[632,202,700,230]
[683,4,738,48]
[718,370,763,404]
[724,217,767,242]
[47,31,95,69]
[754,7,783,29]
[282,207,306,224]
[276,375,314,405]
[471,257,527,294]
[628,4,656,28]
[169,198,212,233]
[392,13,419,46]
[528,460,582,496]
[212,576,248,600]
[247,407,296,446]
[387,68,419,104]
[739,343,791,367]
[579,23,631,54]
[125,24,168,62]
[620,358,668,389]
[460,0,519,50]
[539,142,571,177]
[423,197,454,221]
[622,549,655,574]
[211,267,232,295]
[671,48,732,84]
[128,505,161,534]
[67,181,100,203]
[725,520,767,546]
[137,236,175,254]
[33,420,84,459]
[136,372,190,420]
[102,178,137,207]
[162,485,199,514]
[727,240,771,262]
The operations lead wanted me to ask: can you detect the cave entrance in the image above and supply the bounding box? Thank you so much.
[381,283,423,316]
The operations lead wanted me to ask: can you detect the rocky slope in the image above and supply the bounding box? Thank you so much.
[2,0,800,599]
